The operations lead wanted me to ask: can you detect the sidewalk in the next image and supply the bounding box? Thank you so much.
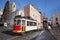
[49,27,60,40]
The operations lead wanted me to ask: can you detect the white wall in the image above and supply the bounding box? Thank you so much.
[0,10,3,18]
[26,26,37,31]
[15,10,24,16]
[29,5,42,29]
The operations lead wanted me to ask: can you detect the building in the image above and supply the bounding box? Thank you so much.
[0,9,3,21]
[2,1,43,29]
[2,1,24,27]
[2,1,16,21]
[51,13,60,27]
[2,1,10,22]
[24,4,43,29]
[9,2,16,12]
[9,10,24,26]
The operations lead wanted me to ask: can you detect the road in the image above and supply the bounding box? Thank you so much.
[31,30,57,40]
[0,27,57,40]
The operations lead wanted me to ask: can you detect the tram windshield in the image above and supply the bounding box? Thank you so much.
[27,21,37,26]
[22,20,25,25]
[17,20,21,25]
[14,20,21,25]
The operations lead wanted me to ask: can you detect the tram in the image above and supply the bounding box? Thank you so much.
[13,17,37,33]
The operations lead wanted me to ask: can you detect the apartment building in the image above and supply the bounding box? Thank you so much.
[24,4,43,29]
[51,13,60,27]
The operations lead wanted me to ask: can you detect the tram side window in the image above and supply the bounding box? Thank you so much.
[22,20,25,25]
[34,22,37,26]
[32,22,37,26]
[27,21,30,26]
[27,21,37,26]
[17,20,21,25]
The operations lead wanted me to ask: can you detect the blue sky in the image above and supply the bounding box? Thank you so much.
[0,0,60,19]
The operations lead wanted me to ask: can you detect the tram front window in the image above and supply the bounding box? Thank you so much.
[17,20,21,25]
[13,20,21,31]
[22,20,25,25]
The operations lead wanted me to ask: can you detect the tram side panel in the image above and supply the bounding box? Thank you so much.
[26,26,37,31]
[25,20,37,31]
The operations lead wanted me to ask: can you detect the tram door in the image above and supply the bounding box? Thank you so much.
[21,20,26,32]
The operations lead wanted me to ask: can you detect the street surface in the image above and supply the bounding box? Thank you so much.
[31,30,57,40]
[0,27,57,40]
[49,27,60,40]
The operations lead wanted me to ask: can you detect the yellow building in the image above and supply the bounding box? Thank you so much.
[24,4,43,29]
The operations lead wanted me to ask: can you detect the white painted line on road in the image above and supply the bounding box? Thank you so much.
[39,31,44,35]
[7,36,19,40]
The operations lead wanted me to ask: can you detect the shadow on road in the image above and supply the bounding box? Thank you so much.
[1,30,22,36]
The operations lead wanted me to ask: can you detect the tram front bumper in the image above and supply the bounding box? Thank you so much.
[13,30,22,33]
[13,30,25,33]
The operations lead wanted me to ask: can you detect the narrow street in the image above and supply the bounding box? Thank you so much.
[0,27,57,40]
[31,30,57,40]
[0,27,41,40]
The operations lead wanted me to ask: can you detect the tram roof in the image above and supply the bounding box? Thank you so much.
[14,16,37,22]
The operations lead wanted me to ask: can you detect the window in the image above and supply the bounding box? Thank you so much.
[27,21,30,26]
[17,20,21,25]
[13,5,15,8]
[56,18,58,21]
[27,21,37,26]
[22,20,25,25]
[38,23,40,25]
[32,22,37,26]
[21,12,22,15]
[56,22,59,25]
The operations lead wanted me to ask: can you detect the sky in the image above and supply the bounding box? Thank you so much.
[0,0,60,19]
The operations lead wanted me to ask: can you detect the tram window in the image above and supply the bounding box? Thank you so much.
[34,23,37,26]
[22,20,25,25]
[27,21,30,26]
[27,21,29,26]
[27,21,37,26]
[32,22,37,26]
[17,20,21,25]
[32,22,35,26]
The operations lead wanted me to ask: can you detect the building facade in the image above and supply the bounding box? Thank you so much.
[0,9,3,22]
[24,4,43,29]
[0,9,3,20]
[9,2,16,12]
[2,1,9,22]
[2,1,24,27]
[51,13,60,27]
[9,10,24,26]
